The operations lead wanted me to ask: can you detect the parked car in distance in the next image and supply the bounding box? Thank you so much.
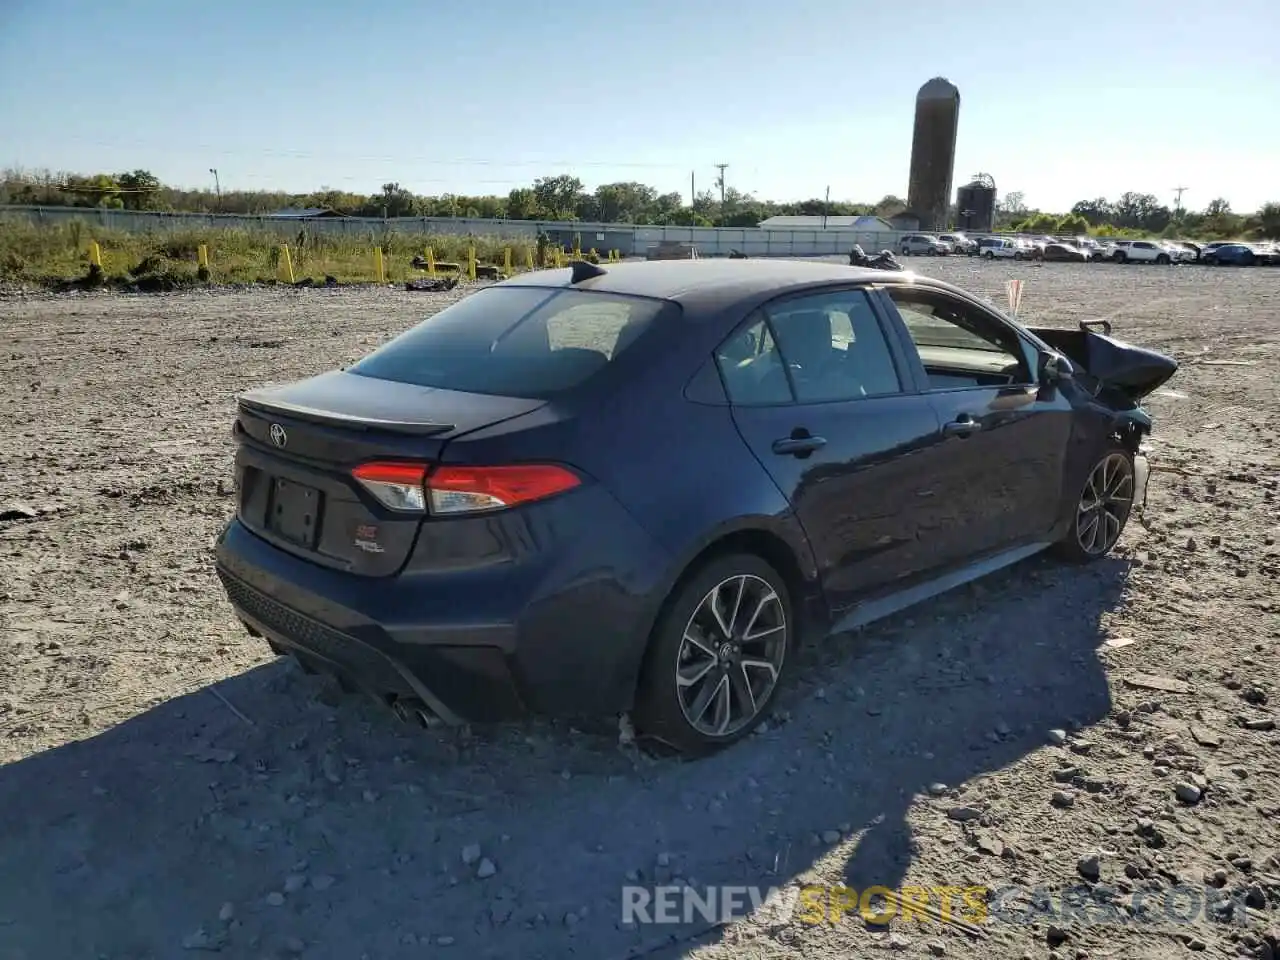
[1090,240,1119,261]
[1071,238,1106,261]
[1158,241,1197,264]
[1017,238,1047,259]
[1254,242,1280,265]
[977,237,1024,260]
[1042,242,1088,263]
[938,233,978,255]
[214,259,1177,755]
[1110,240,1174,264]
[900,234,953,256]
[1011,237,1051,259]
[1204,243,1275,266]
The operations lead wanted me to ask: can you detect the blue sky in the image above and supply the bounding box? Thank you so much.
[2,0,1275,213]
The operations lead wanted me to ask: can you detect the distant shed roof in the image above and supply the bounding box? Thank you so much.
[264,207,347,218]
[757,215,896,230]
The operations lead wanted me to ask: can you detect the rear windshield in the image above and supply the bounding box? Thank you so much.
[349,287,671,399]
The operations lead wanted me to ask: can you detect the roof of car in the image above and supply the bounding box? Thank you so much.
[493,258,959,311]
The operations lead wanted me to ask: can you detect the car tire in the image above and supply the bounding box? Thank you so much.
[983,250,995,260]
[1014,251,1024,261]
[1051,443,1136,564]
[633,552,793,755]
[1156,254,1170,265]
[927,247,938,256]
[1112,251,1126,264]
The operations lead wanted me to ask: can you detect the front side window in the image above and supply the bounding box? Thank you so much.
[349,287,670,399]
[765,290,902,402]
[884,287,1031,391]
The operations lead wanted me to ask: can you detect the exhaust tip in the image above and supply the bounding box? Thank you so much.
[391,697,441,728]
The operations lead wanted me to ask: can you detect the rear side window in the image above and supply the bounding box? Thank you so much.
[349,287,670,399]
[716,316,792,405]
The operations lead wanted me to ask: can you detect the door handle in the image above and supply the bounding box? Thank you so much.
[772,435,827,456]
[942,416,982,438]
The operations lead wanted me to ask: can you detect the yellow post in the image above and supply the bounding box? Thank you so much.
[279,244,295,284]
[589,248,597,261]
[374,246,386,283]
[504,248,512,273]
[554,248,564,267]
[467,246,477,281]
[88,241,103,268]
[525,247,534,270]
[425,247,436,277]
[197,244,209,269]
[573,234,582,259]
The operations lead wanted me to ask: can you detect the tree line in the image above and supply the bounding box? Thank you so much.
[997,190,1279,241]
[2,168,1276,239]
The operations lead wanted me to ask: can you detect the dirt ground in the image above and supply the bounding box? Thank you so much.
[1,259,1277,960]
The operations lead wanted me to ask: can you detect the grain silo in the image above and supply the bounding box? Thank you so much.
[906,77,961,233]
[956,174,997,232]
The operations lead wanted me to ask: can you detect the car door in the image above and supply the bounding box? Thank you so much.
[718,287,947,615]
[875,284,1074,567]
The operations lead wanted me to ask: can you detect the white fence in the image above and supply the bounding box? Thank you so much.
[0,205,908,258]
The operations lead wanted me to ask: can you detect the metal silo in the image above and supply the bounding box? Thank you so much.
[906,77,961,233]
[957,174,997,233]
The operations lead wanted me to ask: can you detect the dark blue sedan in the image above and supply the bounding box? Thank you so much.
[1203,243,1262,266]
[215,260,1176,754]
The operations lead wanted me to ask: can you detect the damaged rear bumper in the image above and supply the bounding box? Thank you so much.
[1133,452,1150,513]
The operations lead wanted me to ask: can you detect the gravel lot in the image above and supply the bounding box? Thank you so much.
[1,260,1278,960]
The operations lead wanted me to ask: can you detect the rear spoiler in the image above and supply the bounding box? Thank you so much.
[1027,320,1177,402]
[237,396,455,436]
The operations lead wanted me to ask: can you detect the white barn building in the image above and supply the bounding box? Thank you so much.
[756,215,897,231]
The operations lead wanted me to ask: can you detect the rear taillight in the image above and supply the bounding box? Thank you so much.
[427,465,580,515]
[350,462,581,515]
[352,461,428,512]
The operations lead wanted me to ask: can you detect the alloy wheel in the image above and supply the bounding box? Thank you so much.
[675,574,787,738]
[1076,453,1134,556]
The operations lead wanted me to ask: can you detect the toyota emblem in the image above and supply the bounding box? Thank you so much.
[269,423,288,448]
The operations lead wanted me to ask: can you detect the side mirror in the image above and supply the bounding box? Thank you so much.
[1040,351,1075,384]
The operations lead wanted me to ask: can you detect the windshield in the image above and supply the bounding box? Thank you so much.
[349,286,672,399]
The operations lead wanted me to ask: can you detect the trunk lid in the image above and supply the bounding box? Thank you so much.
[1029,320,1178,402]
[233,370,545,575]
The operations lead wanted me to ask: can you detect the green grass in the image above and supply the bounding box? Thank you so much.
[0,220,549,288]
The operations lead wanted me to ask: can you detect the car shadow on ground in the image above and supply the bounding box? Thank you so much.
[0,554,1127,960]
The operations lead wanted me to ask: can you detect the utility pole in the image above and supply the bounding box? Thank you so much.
[714,164,728,224]
[209,168,221,211]
[823,185,830,229]
[1173,185,1188,216]
[690,171,695,208]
